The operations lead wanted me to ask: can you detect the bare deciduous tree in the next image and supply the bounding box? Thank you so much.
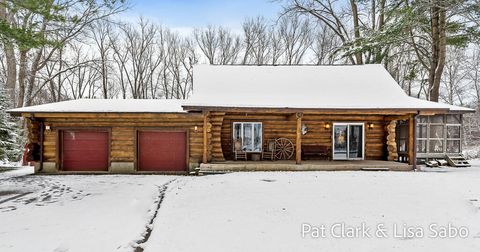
[91,20,114,98]
[194,26,241,65]
[242,17,272,64]
[277,15,311,64]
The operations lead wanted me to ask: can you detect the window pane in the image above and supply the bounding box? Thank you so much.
[399,140,406,152]
[446,140,460,153]
[447,126,460,139]
[429,139,444,153]
[233,123,242,141]
[397,124,408,139]
[418,116,428,123]
[429,125,444,138]
[446,114,461,124]
[243,123,253,151]
[416,125,427,138]
[253,123,262,152]
[334,125,348,159]
[417,140,426,153]
[430,115,444,123]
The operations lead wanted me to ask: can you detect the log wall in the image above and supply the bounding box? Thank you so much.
[35,113,204,166]
[220,113,387,161]
[25,111,391,167]
[220,113,296,160]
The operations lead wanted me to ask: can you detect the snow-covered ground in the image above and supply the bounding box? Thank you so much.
[0,168,175,252]
[1,163,480,252]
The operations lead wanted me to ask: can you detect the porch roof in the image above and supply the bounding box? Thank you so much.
[184,64,473,113]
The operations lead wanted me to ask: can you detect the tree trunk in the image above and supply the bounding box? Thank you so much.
[428,0,446,102]
[16,50,28,108]
[350,0,363,64]
[101,46,108,98]
[3,45,16,106]
[25,49,44,106]
[374,0,387,63]
[0,0,17,106]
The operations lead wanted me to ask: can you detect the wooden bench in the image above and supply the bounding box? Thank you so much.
[301,145,331,160]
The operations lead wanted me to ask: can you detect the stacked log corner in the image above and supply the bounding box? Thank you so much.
[25,119,41,162]
[385,120,398,161]
[209,112,225,161]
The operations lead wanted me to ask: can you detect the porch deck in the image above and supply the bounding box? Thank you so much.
[199,160,413,172]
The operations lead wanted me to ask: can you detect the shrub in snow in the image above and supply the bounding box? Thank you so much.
[0,84,22,162]
[463,146,480,160]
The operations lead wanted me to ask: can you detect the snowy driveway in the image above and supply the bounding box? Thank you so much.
[1,164,480,252]
[0,168,176,252]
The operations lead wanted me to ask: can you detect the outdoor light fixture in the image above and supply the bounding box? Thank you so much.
[324,122,331,130]
[368,123,374,129]
[45,125,51,132]
[194,126,198,132]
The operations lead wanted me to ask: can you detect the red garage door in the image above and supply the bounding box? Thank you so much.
[62,130,109,171]
[138,131,187,172]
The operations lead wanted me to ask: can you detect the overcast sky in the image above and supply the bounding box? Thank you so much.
[125,0,282,33]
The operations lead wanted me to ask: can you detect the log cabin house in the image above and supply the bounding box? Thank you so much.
[8,65,474,173]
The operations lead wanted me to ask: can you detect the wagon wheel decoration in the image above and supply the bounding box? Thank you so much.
[274,138,294,160]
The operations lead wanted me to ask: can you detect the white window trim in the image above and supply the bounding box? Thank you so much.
[233,122,263,152]
[332,122,365,160]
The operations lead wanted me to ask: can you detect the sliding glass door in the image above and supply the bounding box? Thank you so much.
[333,123,364,160]
[333,124,348,160]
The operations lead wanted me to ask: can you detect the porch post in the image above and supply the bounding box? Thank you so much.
[408,114,415,165]
[202,111,210,164]
[295,112,303,164]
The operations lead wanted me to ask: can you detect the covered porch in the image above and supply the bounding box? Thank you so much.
[199,160,412,172]
[200,110,418,169]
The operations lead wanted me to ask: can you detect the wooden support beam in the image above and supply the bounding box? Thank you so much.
[408,114,415,165]
[384,115,410,121]
[295,112,303,164]
[202,111,210,164]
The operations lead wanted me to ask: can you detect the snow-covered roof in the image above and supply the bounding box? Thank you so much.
[7,64,474,115]
[184,64,474,112]
[7,99,186,114]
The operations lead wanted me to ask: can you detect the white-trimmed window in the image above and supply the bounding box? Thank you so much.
[233,122,262,152]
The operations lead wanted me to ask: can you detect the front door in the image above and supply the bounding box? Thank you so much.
[333,123,364,160]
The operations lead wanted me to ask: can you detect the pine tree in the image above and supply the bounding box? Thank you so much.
[0,84,21,162]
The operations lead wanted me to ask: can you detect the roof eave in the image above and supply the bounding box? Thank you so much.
[7,111,194,118]
[182,105,453,114]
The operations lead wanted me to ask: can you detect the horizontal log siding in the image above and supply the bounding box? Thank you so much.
[221,113,387,161]
[221,113,296,160]
[28,112,390,165]
[39,113,203,165]
[302,115,386,160]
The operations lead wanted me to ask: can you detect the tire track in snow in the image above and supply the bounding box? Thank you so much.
[133,179,176,252]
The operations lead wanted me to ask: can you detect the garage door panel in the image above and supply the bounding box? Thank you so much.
[138,131,186,171]
[63,160,106,168]
[62,131,109,171]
